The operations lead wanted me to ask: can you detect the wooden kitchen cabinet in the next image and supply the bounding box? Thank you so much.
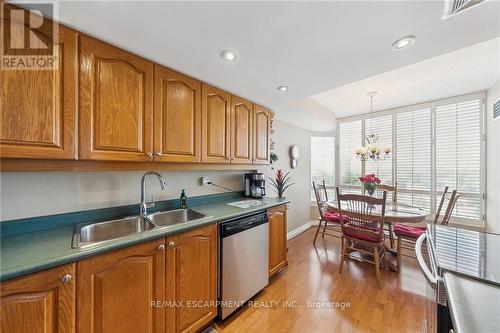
[201,84,231,164]
[0,263,76,333]
[79,35,154,161]
[231,96,253,164]
[154,65,201,163]
[253,105,271,164]
[0,10,78,160]
[77,239,166,333]
[166,224,218,333]
[268,205,288,277]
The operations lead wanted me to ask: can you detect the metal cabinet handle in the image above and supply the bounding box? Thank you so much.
[146,152,153,157]
[168,241,175,247]
[158,244,165,251]
[61,274,72,283]
[155,152,162,157]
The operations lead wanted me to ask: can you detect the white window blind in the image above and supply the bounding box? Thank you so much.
[435,99,482,220]
[338,120,361,185]
[311,137,335,200]
[396,108,432,210]
[336,93,485,225]
[365,114,393,185]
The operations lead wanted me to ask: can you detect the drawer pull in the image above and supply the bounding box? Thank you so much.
[61,274,72,283]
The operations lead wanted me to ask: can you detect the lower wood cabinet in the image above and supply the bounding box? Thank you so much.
[166,224,218,333]
[77,239,166,333]
[0,263,76,333]
[0,224,218,333]
[268,205,288,277]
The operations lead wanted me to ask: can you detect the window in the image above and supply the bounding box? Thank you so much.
[435,99,482,220]
[336,93,485,225]
[396,108,432,210]
[311,136,335,200]
[338,120,361,186]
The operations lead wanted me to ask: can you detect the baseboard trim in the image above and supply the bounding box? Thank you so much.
[287,222,313,240]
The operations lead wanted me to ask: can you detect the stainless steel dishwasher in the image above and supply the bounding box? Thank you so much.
[219,211,269,319]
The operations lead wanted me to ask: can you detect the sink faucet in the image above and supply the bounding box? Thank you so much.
[140,171,167,216]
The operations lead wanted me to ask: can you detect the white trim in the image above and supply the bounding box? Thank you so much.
[287,222,312,240]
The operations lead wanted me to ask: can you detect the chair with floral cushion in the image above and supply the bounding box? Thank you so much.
[394,187,459,270]
[312,181,346,243]
[336,187,387,288]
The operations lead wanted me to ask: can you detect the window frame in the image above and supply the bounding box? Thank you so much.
[310,135,336,204]
[335,91,486,227]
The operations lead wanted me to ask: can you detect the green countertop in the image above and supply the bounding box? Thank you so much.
[0,197,289,281]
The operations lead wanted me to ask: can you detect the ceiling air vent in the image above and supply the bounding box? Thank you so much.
[442,0,487,19]
[494,98,500,120]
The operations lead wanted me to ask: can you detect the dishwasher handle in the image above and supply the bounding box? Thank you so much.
[415,233,437,289]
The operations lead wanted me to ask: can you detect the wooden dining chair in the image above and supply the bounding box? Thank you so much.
[312,181,344,243]
[374,183,398,249]
[394,187,459,270]
[336,188,387,288]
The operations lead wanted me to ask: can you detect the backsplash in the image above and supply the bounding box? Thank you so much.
[0,170,249,221]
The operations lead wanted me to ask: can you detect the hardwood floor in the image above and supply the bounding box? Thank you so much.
[213,228,427,333]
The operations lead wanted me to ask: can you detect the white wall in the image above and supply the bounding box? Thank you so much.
[264,120,311,232]
[0,171,244,221]
[486,79,500,233]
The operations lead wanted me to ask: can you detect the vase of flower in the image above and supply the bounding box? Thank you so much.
[359,174,381,196]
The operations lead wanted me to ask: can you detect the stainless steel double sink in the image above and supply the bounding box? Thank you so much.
[72,209,206,249]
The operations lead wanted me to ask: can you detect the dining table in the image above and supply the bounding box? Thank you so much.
[325,201,430,224]
[325,200,430,271]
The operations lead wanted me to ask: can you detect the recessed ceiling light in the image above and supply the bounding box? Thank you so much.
[277,86,289,92]
[221,50,237,61]
[392,36,416,50]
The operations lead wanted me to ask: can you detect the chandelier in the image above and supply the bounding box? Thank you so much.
[355,91,392,161]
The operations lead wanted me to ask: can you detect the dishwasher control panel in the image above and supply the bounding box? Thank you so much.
[219,211,268,238]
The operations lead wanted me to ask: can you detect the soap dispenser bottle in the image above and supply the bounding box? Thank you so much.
[180,189,187,209]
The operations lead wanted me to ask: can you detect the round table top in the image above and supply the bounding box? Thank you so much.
[325,201,430,224]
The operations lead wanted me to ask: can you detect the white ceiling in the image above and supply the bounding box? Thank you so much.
[312,37,500,119]
[17,0,500,131]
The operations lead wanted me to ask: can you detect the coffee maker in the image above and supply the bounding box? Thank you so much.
[244,173,266,198]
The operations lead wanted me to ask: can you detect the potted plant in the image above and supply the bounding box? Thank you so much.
[359,174,381,196]
[269,169,294,198]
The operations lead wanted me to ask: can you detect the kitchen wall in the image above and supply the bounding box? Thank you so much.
[1,119,314,235]
[263,119,312,233]
[0,170,245,221]
[486,79,500,233]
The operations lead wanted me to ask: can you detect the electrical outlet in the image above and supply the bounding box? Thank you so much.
[201,177,211,186]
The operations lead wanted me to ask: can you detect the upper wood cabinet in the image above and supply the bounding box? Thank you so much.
[0,14,77,159]
[231,96,253,164]
[253,104,270,164]
[166,224,218,333]
[201,84,231,164]
[77,239,165,333]
[0,263,75,333]
[269,205,288,277]
[79,36,154,161]
[154,65,201,163]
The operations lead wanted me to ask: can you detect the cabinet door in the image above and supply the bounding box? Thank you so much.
[253,104,270,164]
[166,224,217,333]
[0,263,75,333]
[154,65,201,163]
[0,9,77,159]
[201,84,231,164]
[269,205,288,277]
[77,239,165,333]
[230,96,253,164]
[79,36,154,161]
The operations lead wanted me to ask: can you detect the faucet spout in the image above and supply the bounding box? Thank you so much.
[140,171,167,216]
